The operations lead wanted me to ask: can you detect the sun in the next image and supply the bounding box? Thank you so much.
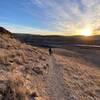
[80,26,93,36]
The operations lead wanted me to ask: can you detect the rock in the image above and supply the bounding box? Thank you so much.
[29,92,38,100]
[95,89,100,98]
[73,75,79,80]
[0,94,3,100]
[35,97,46,100]
[0,80,7,94]
[32,67,43,75]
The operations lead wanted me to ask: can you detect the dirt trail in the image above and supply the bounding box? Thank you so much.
[44,55,70,100]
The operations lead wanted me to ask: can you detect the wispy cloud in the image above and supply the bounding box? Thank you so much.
[24,0,100,35]
[0,22,63,35]
[0,0,100,35]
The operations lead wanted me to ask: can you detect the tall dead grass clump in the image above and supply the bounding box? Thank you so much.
[4,63,30,100]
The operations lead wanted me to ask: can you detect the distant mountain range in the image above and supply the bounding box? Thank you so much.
[13,33,100,48]
[0,27,100,48]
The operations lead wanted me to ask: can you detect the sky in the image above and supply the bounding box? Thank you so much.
[0,0,100,35]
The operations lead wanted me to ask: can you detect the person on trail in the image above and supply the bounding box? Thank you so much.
[49,48,53,55]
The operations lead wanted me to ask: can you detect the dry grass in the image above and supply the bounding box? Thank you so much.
[0,34,49,100]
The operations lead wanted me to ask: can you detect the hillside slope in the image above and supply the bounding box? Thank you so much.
[13,33,100,47]
[0,30,50,100]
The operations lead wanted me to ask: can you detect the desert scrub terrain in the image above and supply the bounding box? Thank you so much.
[54,48,100,100]
[0,33,50,100]
[0,28,100,100]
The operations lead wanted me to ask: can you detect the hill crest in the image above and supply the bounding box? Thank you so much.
[0,27,12,36]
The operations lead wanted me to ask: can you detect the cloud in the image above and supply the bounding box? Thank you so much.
[0,0,100,35]
[0,22,61,35]
[24,0,100,35]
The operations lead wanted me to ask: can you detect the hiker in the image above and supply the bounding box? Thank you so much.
[49,48,53,55]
